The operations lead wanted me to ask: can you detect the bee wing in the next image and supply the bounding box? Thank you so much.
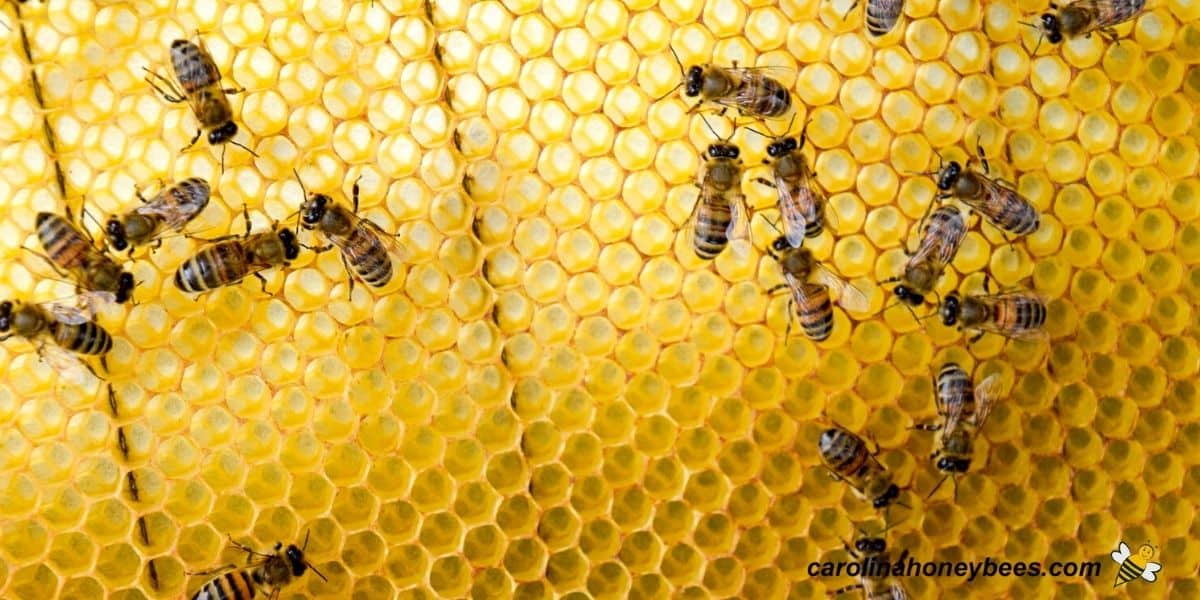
[726,191,750,242]
[775,174,808,249]
[971,374,1001,429]
[971,293,1049,341]
[43,292,113,324]
[1068,0,1140,29]
[943,393,968,440]
[134,195,208,231]
[1142,562,1162,581]
[38,343,93,385]
[888,583,909,600]
[1111,543,1131,563]
[337,214,411,270]
[812,265,870,314]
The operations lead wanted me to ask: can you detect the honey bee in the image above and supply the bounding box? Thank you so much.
[854,0,905,37]
[295,173,409,292]
[750,118,829,248]
[819,425,904,511]
[0,298,112,380]
[174,208,300,294]
[833,526,910,599]
[105,177,211,254]
[35,211,135,304]
[685,118,749,260]
[189,532,326,600]
[939,278,1047,343]
[912,363,1002,500]
[766,235,868,341]
[144,38,254,159]
[933,146,1039,240]
[1110,542,1162,588]
[665,47,793,119]
[1036,0,1147,45]
[884,205,966,308]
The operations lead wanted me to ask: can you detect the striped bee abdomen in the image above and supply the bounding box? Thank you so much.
[796,283,834,341]
[866,0,905,36]
[346,230,393,287]
[50,321,112,356]
[175,242,246,292]
[995,296,1046,333]
[191,569,257,600]
[693,201,732,259]
[36,212,89,269]
[171,40,221,93]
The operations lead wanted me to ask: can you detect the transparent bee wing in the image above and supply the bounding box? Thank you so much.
[943,394,967,441]
[43,292,112,324]
[776,175,807,249]
[1110,542,1131,563]
[725,192,750,242]
[888,583,909,600]
[971,374,1001,429]
[813,265,870,314]
[358,215,411,266]
[38,343,92,385]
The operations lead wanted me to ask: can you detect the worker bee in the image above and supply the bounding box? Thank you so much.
[832,525,910,599]
[1110,541,1162,588]
[105,177,211,254]
[766,234,868,341]
[144,38,254,159]
[189,532,326,600]
[932,146,1039,240]
[295,173,409,292]
[939,278,1047,343]
[665,47,792,119]
[750,118,829,248]
[35,211,134,304]
[0,298,112,380]
[174,208,300,294]
[912,363,1002,500]
[819,425,905,512]
[857,0,905,37]
[1036,0,1147,45]
[884,205,966,308]
[685,117,749,260]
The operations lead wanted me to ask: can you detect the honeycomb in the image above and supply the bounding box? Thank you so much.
[0,0,1198,597]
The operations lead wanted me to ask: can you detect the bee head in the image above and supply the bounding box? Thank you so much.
[105,217,128,252]
[936,456,970,473]
[936,161,962,191]
[685,66,703,96]
[284,544,308,577]
[1040,14,1063,44]
[940,292,961,326]
[277,228,301,260]
[208,121,238,145]
[893,285,925,307]
[116,272,135,304]
[708,143,739,159]
[301,194,330,228]
[854,537,887,554]
[1137,543,1156,560]
[771,236,791,253]
[0,300,11,331]
[874,484,900,509]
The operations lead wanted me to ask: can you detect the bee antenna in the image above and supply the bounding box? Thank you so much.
[306,561,328,582]
[302,529,310,551]
[744,126,772,140]
[231,138,259,159]
[668,45,686,74]
[926,474,950,500]
[699,113,722,141]
[293,169,308,197]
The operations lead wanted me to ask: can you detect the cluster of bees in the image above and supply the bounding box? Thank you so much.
[1,0,1151,597]
[671,0,1144,597]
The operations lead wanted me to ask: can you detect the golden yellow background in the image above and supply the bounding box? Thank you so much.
[0,0,1198,598]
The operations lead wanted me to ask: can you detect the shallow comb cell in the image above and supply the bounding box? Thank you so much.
[0,0,1197,597]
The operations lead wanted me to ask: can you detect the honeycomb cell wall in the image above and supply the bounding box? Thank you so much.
[0,0,1197,599]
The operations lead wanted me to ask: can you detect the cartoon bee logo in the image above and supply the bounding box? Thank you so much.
[1110,541,1162,588]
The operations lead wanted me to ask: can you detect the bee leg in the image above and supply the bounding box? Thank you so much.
[143,69,187,103]
[341,254,356,298]
[251,272,270,295]
[352,176,362,213]
[753,177,776,189]
[186,563,240,578]
[108,383,119,418]
[785,297,794,338]
[976,141,990,174]
[226,533,274,558]
[222,85,245,95]
[968,330,986,344]
[839,0,859,21]
[831,583,865,596]
[909,422,941,432]
[182,128,203,152]
[824,466,844,482]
